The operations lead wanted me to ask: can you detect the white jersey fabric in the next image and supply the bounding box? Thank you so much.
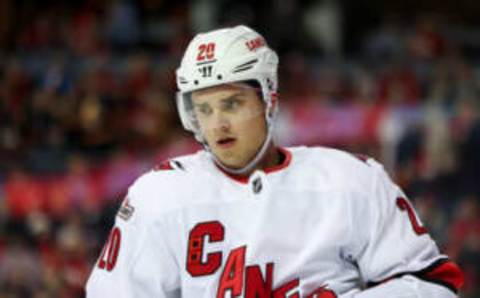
[86,146,462,298]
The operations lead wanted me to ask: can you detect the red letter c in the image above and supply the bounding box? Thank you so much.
[186,221,224,277]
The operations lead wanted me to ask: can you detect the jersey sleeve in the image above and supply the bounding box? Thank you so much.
[349,159,463,295]
[85,178,181,298]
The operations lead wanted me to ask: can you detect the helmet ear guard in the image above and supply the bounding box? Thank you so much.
[175,92,203,142]
[267,91,278,122]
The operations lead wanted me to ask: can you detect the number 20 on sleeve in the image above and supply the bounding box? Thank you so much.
[97,227,122,271]
[396,197,428,236]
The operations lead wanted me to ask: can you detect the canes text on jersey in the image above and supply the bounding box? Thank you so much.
[187,221,337,298]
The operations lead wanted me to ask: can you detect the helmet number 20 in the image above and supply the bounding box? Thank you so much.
[197,43,216,61]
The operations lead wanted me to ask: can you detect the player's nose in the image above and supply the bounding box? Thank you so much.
[212,111,231,132]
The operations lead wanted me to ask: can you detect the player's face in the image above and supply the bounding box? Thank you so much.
[191,84,267,169]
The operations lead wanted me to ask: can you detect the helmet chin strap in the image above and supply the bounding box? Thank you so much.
[207,125,274,176]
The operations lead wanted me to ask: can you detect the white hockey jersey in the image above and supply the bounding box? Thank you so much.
[85,146,463,298]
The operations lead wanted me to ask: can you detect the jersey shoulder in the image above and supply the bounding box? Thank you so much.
[288,146,386,194]
[124,150,210,222]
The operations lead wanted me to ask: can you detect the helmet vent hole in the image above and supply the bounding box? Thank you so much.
[217,74,223,80]
[194,80,199,85]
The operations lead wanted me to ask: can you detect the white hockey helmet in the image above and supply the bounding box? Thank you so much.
[176,25,279,142]
[175,25,279,174]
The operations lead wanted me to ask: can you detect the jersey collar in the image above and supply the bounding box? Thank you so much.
[215,147,292,184]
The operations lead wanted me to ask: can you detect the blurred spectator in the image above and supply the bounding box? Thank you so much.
[453,98,480,197]
[447,196,480,297]
[4,169,44,220]
[0,236,42,297]
[408,15,446,60]
[105,0,140,49]
[364,15,405,62]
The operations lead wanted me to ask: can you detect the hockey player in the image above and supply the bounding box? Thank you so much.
[86,25,464,297]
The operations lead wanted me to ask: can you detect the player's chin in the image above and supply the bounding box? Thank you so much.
[216,155,237,168]
[212,142,236,156]
[214,153,246,169]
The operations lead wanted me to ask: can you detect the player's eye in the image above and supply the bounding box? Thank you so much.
[195,104,212,116]
[222,97,242,111]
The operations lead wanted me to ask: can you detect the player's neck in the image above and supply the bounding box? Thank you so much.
[247,143,282,176]
[214,144,283,178]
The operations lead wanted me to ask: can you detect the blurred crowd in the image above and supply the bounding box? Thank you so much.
[0,1,480,297]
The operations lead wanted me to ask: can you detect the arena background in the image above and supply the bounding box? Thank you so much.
[0,0,479,297]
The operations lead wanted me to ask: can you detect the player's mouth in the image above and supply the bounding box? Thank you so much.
[216,137,236,149]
